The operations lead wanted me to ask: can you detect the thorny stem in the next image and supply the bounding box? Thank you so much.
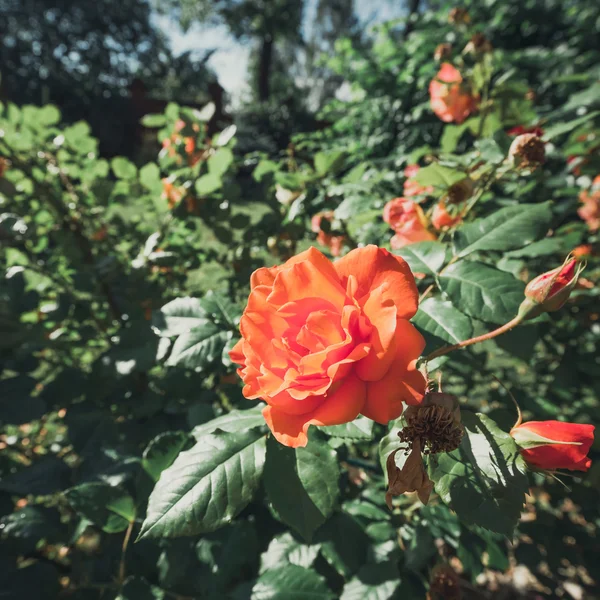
[424,314,524,362]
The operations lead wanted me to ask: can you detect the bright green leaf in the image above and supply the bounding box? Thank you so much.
[142,432,193,482]
[394,241,449,275]
[264,436,339,541]
[139,429,266,539]
[439,261,525,324]
[453,202,553,257]
[429,412,529,536]
[251,565,334,600]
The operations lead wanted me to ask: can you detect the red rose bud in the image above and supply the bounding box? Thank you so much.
[511,421,595,472]
[518,256,583,319]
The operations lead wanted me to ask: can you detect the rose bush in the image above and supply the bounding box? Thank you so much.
[1,1,600,599]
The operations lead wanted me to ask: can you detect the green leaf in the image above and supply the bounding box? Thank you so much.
[543,111,600,140]
[198,290,241,328]
[414,297,473,345]
[139,429,266,539]
[505,236,569,258]
[166,322,231,369]
[441,123,469,153]
[142,432,193,482]
[153,297,205,337]
[65,482,135,533]
[37,105,61,126]
[195,172,222,196]
[314,150,345,177]
[111,157,138,180]
[264,436,340,541]
[192,405,267,440]
[320,416,374,440]
[251,565,334,600]
[139,163,162,194]
[340,563,400,600]
[275,171,305,191]
[208,148,234,177]
[141,114,167,128]
[439,261,525,324]
[414,163,465,188]
[453,203,553,257]
[259,532,321,574]
[394,241,449,275]
[315,513,369,578]
[253,159,278,181]
[475,139,505,164]
[429,412,529,536]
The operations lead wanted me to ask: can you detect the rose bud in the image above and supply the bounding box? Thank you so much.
[511,421,594,472]
[508,133,545,169]
[518,256,584,319]
[434,43,453,62]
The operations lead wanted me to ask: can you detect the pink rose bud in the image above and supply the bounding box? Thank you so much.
[518,256,583,319]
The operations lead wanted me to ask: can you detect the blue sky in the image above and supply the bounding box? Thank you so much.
[154,1,403,105]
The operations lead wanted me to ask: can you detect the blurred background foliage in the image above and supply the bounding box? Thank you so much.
[1,0,600,598]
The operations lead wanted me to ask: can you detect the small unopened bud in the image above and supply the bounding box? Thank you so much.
[434,43,453,61]
[464,33,492,55]
[448,7,470,25]
[508,133,545,169]
[518,256,583,319]
[447,177,474,205]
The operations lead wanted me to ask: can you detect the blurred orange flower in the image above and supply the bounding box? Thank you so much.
[429,63,477,124]
[403,164,434,197]
[383,198,436,249]
[578,175,600,231]
[311,211,345,257]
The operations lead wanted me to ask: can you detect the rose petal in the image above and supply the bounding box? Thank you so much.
[262,374,367,448]
[361,320,426,423]
[334,245,419,319]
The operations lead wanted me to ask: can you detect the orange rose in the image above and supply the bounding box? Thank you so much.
[311,211,345,257]
[431,200,463,230]
[578,175,600,232]
[429,63,477,124]
[229,246,426,447]
[403,165,434,197]
[383,198,436,249]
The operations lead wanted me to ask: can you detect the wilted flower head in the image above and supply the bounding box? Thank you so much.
[518,256,583,319]
[310,211,345,257]
[508,133,545,169]
[434,43,453,61]
[0,157,6,178]
[386,392,463,508]
[386,438,434,507]
[578,175,600,231]
[383,198,436,249]
[429,63,477,124]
